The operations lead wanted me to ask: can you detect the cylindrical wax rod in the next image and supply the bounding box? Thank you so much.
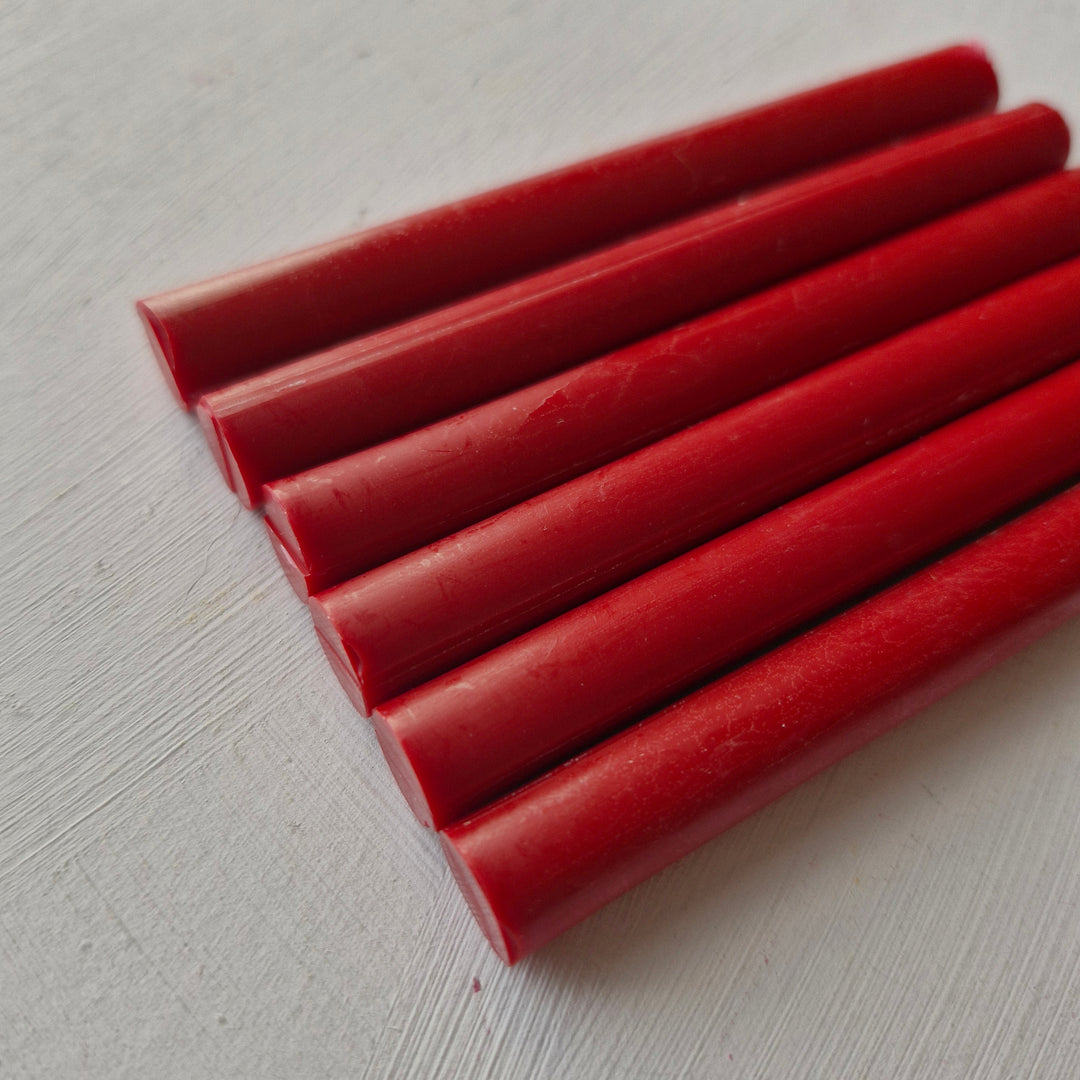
[139,45,997,407]
[442,482,1080,964]
[200,105,1068,507]
[270,170,1080,595]
[374,361,1080,828]
[312,255,1080,713]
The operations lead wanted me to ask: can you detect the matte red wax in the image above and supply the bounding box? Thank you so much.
[441,482,1080,964]
[269,170,1080,595]
[138,45,997,407]
[311,255,1080,713]
[373,360,1080,829]
[200,105,1067,507]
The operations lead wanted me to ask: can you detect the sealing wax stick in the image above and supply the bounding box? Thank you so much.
[374,360,1080,829]
[312,255,1080,713]
[442,482,1080,964]
[139,45,997,407]
[270,170,1080,595]
[200,104,1068,507]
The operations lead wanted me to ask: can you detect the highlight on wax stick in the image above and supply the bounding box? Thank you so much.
[441,481,1080,965]
[199,104,1069,507]
[138,44,997,407]
[311,253,1080,714]
[269,169,1080,597]
[373,359,1080,829]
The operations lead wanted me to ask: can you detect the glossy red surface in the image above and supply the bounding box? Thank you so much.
[200,104,1067,507]
[311,254,1080,712]
[374,360,1080,829]
[271,170,1080,596]
[441,483,1080,965]
[138,45,996,407]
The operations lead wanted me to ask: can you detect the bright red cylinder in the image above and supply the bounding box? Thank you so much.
[271,170,1080,597]
[199,105,1068,507]
[139,45,997,407]
[312,254,1080,713]
[374,361,1080,829]
[442,483,1080,965]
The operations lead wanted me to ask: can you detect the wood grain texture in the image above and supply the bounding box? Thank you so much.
[2,1,1079,1076]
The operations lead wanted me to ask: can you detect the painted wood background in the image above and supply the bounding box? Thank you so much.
[3,2,1080,1075]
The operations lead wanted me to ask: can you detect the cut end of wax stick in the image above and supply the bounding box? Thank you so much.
[262,487,343,596]
[135,300,187,408]
[371,707,440,829]
[195,398,252,506]
[308,591,383,716]
[264,516,313,599]
[313,624,374,716]
[439,831,517,966]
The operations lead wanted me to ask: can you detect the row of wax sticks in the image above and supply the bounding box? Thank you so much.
[139,44,1080,964]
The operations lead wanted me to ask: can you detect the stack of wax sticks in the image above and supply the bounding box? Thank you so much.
[140,44,1080,964]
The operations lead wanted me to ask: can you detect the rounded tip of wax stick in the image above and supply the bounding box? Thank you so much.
[1030,102,1072,165]
[195,396,260,508]
[371,704,441,830]
[135,299,189,408]
[949,40,999,110]
[439,829,518,966]
[957,40,991,64]
[1000,102,1072,169]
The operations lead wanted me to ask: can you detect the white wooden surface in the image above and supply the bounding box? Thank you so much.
[3,2,1080,1076]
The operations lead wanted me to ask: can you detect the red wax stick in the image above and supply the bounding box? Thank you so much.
[200,105,1067,507]
[442,482,1080,964]
[374,361,1080,829]
[270,170,1080,596]
[312,255,1080,713]
[139,45,997,407]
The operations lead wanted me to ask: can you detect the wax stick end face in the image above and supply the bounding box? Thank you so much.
[372,707,439,829]
[195,398,259,507]
[309,594,380,715]
[312,626,373,715]
[264,515,311,599]
[136,300,188,408]
[262,484,337,594]
[439,832,516,966]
